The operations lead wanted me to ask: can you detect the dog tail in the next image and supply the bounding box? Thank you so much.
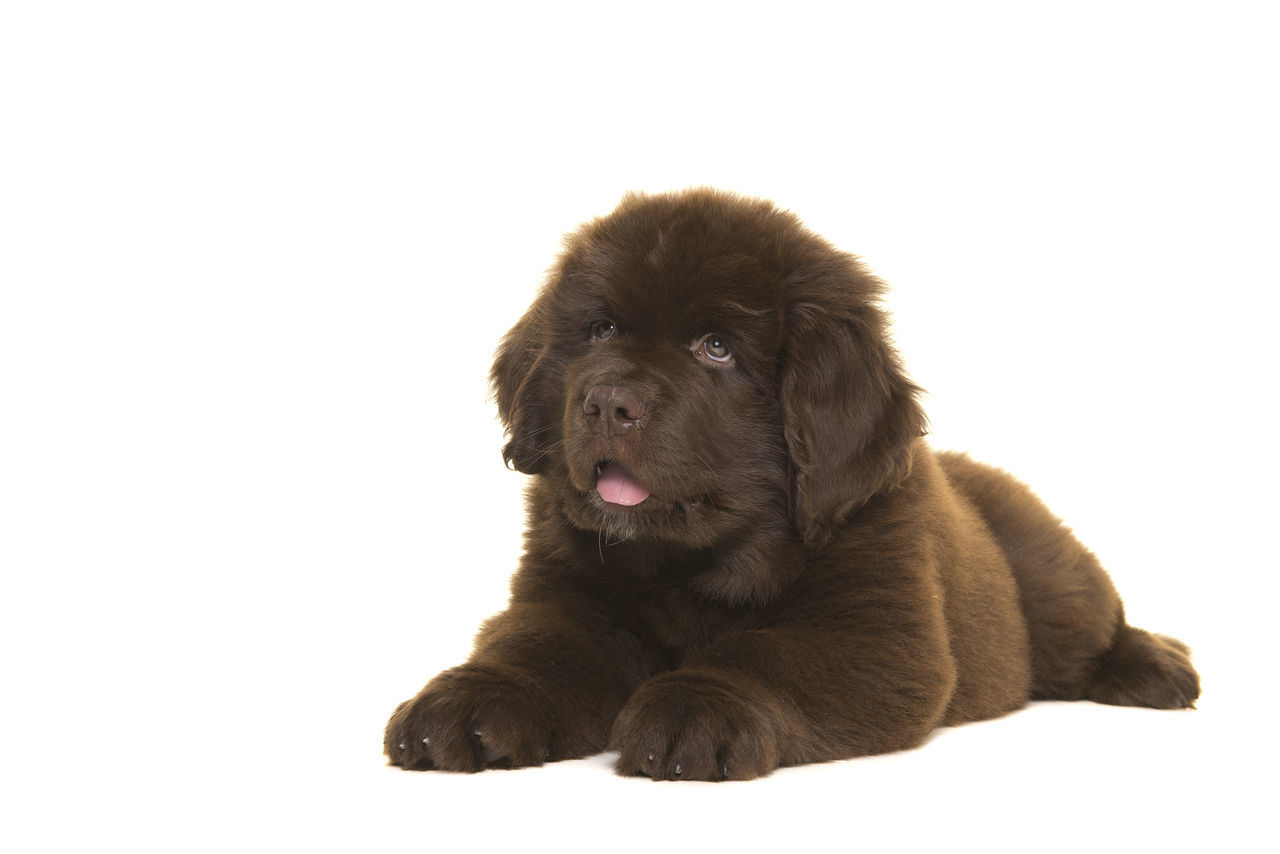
[1084,623,1200,709]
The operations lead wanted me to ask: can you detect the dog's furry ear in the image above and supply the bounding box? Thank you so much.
[780,263,927,545]
[490,306,558,475]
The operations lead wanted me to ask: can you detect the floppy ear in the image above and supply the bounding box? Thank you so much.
[780,280,927,545]
[489,307,559,475]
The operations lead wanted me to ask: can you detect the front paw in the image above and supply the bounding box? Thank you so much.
[610,670,782,781]
[385,665,562,772]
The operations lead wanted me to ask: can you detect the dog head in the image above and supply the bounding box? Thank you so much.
[491,189,925,596]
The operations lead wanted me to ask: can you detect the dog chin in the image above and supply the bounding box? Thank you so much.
[587,496,642,543]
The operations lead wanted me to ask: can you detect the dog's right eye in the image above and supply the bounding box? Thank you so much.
[591,320,617,341]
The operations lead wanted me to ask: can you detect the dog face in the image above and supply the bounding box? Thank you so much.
[491,190,926,586]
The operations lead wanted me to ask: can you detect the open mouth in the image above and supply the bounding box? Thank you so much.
[593,461,652,507]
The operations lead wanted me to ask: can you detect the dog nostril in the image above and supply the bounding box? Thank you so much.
[584,385,646,433]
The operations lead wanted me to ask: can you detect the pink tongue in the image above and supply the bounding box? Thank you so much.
[596,463,651,506]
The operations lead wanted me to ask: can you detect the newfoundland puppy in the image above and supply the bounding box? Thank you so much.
[385,188,1199,780]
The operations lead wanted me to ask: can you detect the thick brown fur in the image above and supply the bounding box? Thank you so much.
[385,188,1199,780]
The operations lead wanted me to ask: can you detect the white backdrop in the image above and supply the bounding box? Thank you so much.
[3,2,1276,850]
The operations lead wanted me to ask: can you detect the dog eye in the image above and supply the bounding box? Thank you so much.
[698,336,733,364]
[591,320,616,341]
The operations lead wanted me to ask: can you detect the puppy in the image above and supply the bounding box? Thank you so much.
[385,188,1199,780]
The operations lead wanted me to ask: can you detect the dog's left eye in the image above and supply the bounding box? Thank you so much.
[698,336,733,364]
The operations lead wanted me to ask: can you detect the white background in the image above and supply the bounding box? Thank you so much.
[3,1,1277,850]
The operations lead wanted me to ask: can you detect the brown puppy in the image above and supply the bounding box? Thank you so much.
[385,188,1199,780]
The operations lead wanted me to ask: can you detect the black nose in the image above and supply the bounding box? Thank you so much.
[584,385,646,436]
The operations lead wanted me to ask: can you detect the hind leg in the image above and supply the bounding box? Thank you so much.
[937,451,1200,709]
